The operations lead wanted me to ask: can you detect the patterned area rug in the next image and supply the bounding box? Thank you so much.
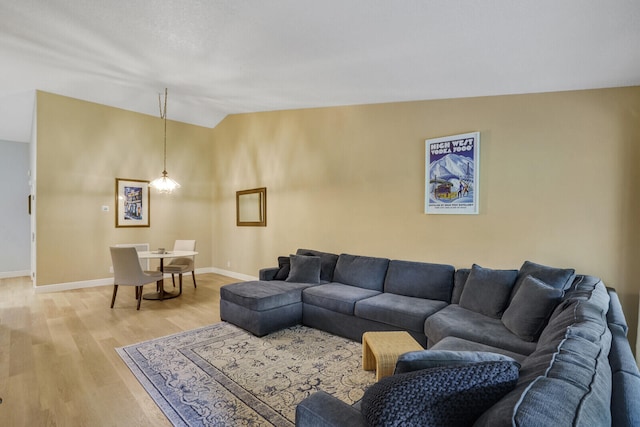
[117,322,375,426]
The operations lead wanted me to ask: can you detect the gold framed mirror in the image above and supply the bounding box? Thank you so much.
[236,187,267,226]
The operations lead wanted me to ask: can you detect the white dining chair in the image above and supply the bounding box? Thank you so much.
[163,240,197,289]
[110,246,163,310]
[114,243,150,270]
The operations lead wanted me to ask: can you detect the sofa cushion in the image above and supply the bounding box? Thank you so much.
[476,281,612,427]
[609,324,640,427]
[458,264,518,318]
[302,283,380,315]
[383,260,454,302]
[332,253,389,291]
[295,391,367,427]
[424,304,536,355]
[286,254,321,284]
[510,260,575,303]
[502,275,563,341]
[354,293,447,332]
[563,274,601,300]
[537,282,610,349]
[394,350,520,374]
[220,280,310,311]
[451,268,470,304]
[429,336,528,364]
[273,256,291,280]
[606,288,629,333]
[361,361,519,427]
[609,323,640,377]
[296,248,339,282]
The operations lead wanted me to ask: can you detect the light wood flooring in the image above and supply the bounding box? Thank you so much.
[0,273,237,426]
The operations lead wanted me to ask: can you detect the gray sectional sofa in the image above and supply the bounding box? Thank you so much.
[219,248,640,426]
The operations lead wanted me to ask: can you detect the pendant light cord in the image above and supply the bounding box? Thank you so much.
[159,88,168,174]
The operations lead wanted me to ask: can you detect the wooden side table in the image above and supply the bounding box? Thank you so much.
[362,331,424,381]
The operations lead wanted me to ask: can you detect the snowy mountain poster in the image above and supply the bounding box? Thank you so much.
[425,132,480,214]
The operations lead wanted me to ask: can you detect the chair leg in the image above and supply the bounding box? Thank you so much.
[111,285,118,308]
[136,286,143,310]
[179,273,183,294]
[192,271,197,288]
[172,274,176,287]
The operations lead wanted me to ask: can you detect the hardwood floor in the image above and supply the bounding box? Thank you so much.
[0,273,237,426]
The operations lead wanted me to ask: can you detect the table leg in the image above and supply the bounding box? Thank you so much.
[143,257,180,300]
[362,333,376,371]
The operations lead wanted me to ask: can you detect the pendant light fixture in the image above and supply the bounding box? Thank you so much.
[149,88,181,193]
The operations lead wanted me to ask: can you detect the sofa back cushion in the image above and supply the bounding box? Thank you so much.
[296,249,339,282]
[332,253,389,291]
[510,260,575,303]
[606,288,629,333]
[451,268,471,304]
[361,361,519,427]
[383,260,454,301]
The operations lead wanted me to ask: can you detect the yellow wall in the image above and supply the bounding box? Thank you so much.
[33,87,640,350]
[211,87,640,348]
[35,91,213,285]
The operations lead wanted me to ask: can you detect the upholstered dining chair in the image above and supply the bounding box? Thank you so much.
[114,243,149,270]
[163,240,197,289]
[110,246,163,310]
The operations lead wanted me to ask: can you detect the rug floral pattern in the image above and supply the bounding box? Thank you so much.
[117,323,375,426]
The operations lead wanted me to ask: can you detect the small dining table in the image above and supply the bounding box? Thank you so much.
[137,250,199,300]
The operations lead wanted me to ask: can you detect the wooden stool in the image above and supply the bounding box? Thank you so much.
[362,331,423,381]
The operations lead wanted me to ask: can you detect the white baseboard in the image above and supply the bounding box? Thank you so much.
[33,267,254,293]
[34,277,113,293]
[210,268,257,282]
[0,270,31,279]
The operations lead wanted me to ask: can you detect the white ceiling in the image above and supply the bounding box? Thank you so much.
[1,0,639,143]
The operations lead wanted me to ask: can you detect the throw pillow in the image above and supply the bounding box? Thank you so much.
[394,350,520,375]
[296,249,339,282]
[273,256,290,280]
[510,261,575,302]
[458,264,518,318]
[502,275,564,341]
[361,361,519,427]
[285,254,321,284]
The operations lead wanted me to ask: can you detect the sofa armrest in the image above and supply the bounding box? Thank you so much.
[295,391,366,427]
[259,267,279,281]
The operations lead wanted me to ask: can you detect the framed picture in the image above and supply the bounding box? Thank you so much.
[425,132,480,215]
[115,178,150,227]
[236,187,267,226]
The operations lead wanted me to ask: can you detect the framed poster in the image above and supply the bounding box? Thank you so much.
[115,178,150,227]
[425,132,480,215]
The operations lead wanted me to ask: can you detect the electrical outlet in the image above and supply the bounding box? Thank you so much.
[226,261,231,268]
[109,266,114,273]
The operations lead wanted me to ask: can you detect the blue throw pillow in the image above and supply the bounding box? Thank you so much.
[285,254,321,284]
[458,264,518,318]
[361,361,519,427]
[502,275,564,341]
[273,256,290,280]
